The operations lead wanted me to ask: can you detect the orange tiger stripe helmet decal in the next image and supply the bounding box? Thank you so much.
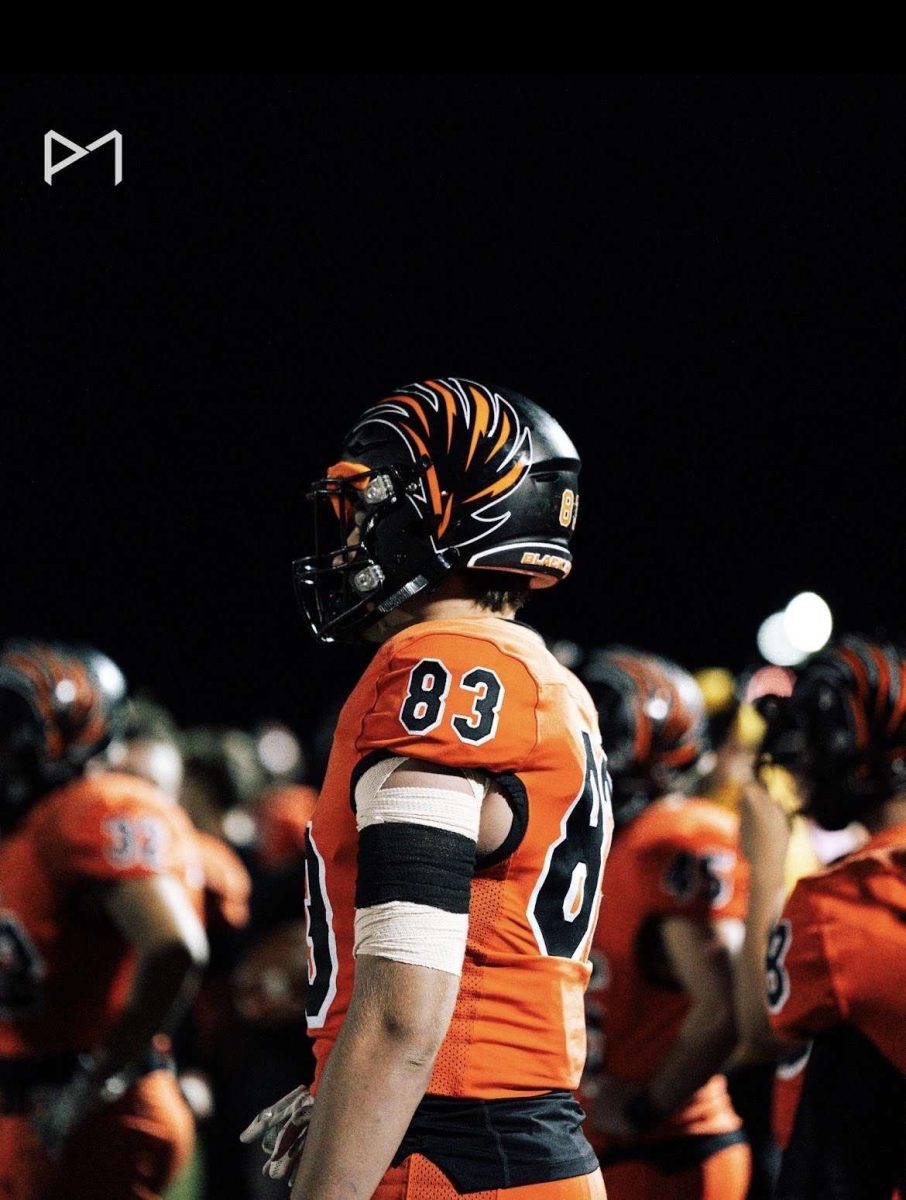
[345,379,534,550]
[581,648,708,824]
[771,635,906,829]
[0,641,125,768]
[295,377,582,642]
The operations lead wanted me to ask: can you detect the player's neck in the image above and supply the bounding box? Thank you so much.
[405,574,520,626]
[411,595,517,623]
[365,585,518,643]
[861,791,906,835]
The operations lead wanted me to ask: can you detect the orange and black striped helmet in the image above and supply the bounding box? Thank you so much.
[581,648,709,825]
[293,378,581,641]
[758,635,906,829]
[0,641,126,825]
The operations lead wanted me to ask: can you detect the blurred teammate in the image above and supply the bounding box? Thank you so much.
[579,649,751,1200]
[738,635,906,1198]
[0,642,208,1200]
[104,697,254,1125]
[243,377,610,1198]
[695,666,786,1199]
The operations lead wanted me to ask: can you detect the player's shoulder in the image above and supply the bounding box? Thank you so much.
[32,774,197,869]
[782,862,850,930]
[630,794,739,852]
[381,616,559,683]
[30,772,199,882]
[790,832,906,912]
[38,771,181,824]
[356,617,565,767]
[256,784,317,869]
[371,617,552,719]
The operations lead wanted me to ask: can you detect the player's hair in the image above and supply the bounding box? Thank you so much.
[460,571,532,614]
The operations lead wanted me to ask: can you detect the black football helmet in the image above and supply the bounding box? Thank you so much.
[0,641,127,828]
[293,377,581,641]
[757,636,906,830]
[581,648,709,825]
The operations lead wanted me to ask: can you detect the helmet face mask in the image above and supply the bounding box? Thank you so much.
[293,459,460,642]
[293,379,581,643]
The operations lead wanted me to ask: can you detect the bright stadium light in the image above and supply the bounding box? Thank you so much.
[93,656,126,698]
[783,591,833,654]
[256,724,301,776]
[757,612,807,667]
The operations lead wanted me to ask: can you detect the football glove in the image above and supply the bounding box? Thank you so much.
[240,1083,314,1183]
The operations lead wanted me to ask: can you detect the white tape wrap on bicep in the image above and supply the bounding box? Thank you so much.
[353,756,485,976]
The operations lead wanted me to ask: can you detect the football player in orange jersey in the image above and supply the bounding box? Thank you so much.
[577,649,752,1200]
[737,636,906,1198]
[242,378,611,1199]
[0,642,209,1200]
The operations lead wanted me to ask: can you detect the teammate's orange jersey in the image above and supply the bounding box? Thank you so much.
[256,784,318,871]
[305,617,613,1100]
[0,772,202,1058]
[767,823,906,1074]
[582,796,748,1146]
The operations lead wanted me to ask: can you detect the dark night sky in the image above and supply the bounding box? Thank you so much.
[1,73,903,741]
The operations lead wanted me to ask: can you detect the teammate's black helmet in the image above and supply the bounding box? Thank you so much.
[581,648,709,825]
[293,378,581,641]
[0,641,127,828]
[758,636,906,830]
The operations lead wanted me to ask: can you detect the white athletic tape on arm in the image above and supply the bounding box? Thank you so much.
[354,902,469,975]
[353,756,485,974]
[354,756,485,839]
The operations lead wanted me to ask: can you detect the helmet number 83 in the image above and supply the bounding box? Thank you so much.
[558,489,578,529]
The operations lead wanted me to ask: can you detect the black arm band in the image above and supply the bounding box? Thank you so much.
[355,821,476,913]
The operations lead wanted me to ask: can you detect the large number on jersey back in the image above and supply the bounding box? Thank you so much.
[528,731,611,960]
[103,815,168,870]
[766,918,793,1013]
[304,831,339,1029]
[0,911,45,1018]
[664,849,736,909]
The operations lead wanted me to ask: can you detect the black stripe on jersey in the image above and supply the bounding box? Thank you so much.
[356,822,476,913]
[475,772,528,871]
[348,750,398,816]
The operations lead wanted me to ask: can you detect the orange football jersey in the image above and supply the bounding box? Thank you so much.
[767,823,906,1074]
[256,784,318,871]
[305,616,613,1100]
[0,772,202,1058]
[583,796,748,1147]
